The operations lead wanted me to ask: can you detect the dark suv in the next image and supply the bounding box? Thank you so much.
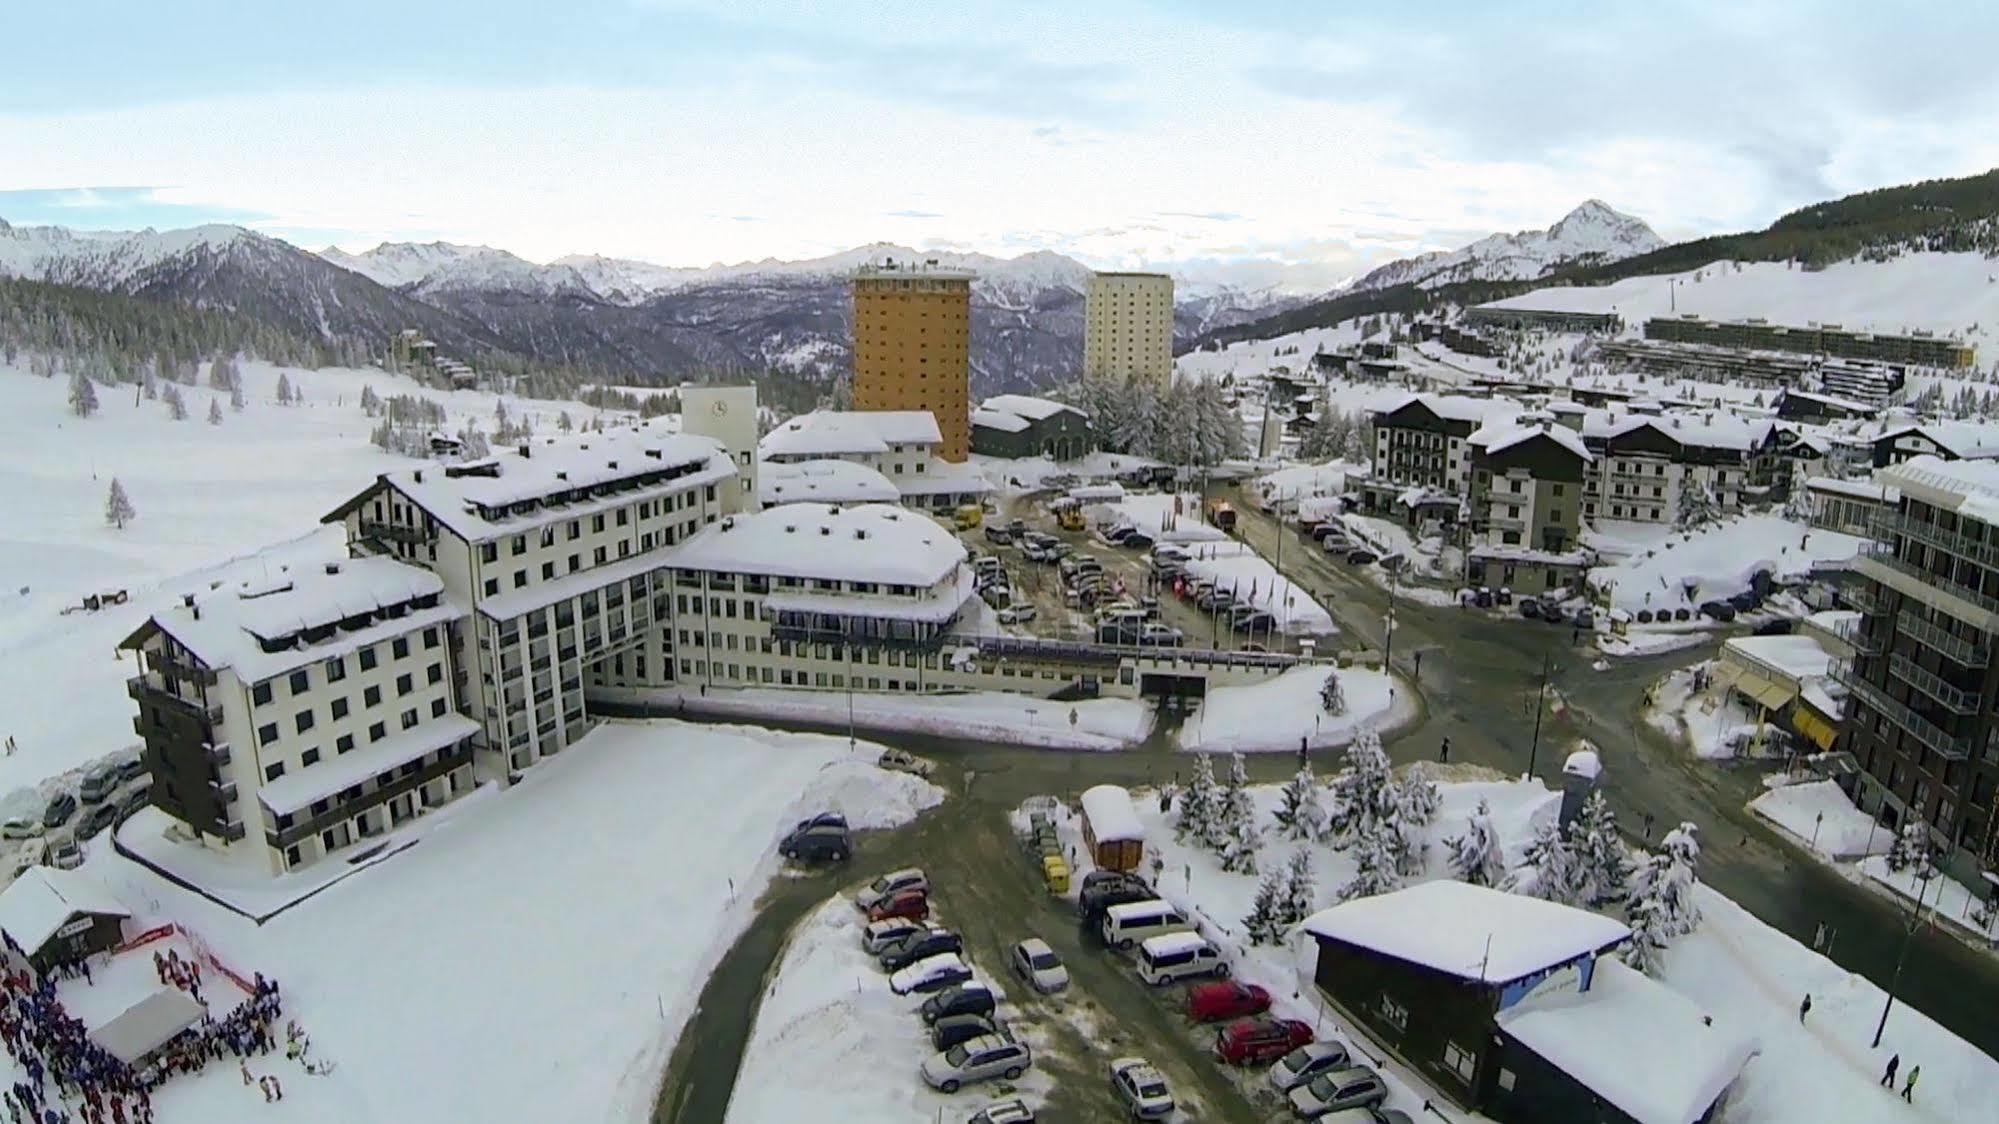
[779,822,851,862]
[880,929,964,972]
[920,983,996,1025]
[1078,871,1154,924]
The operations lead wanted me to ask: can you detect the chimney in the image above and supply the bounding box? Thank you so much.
[519,443,531,458]
[181,593,195,608]
[414,470,424,483]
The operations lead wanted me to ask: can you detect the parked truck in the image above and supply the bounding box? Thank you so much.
[1079,784,1145,873]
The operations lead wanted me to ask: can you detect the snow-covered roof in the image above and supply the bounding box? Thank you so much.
[759,410,942,458]
[0,868,129,956]
[134,557,465,685]
[1080,785,1144,843]
[349,424,735,542]
[758,459,900,507]
[1469,421,1593,463]
[979,394,1084,423]
[1722,634,1836,683]
[1378,392,1506,424]
[1782,388,1874,413]
[896,458,993,497]
[970,407,1029,434]
[1498,957,1756,1124]
[670,503,966,587]
[90,989,205,1066]
[259,713,478,818]
[1803,476,1893,501]
[1880,455,1999,525]
[1140,932,1209,958]
[1884,420,1999,460]
[1302,881,1629,983]
[1563,750,1602,780]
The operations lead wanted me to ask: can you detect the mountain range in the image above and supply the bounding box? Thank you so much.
[0,201,1664,394]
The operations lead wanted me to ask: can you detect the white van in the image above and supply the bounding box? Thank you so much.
[1100,898,1193,951]
[1136,932,1228,985]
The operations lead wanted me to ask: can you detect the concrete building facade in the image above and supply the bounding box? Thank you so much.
[1085,271,1175,384]
[852,264,974,461]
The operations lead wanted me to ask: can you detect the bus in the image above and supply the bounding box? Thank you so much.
[1205,499,1237,533]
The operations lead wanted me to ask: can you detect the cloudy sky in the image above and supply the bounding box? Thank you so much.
[5,0,1997,290]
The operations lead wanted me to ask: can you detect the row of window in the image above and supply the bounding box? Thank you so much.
[251,629,442,705]
[256,661,446,746]
[260,697,451,783]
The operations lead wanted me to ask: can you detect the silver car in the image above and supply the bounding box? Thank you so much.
[920,1034,1033,1094]
[1288,1066,1387,1118]
[1108,1056,1174,1119]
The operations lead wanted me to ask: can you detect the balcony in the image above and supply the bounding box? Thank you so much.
[209,778,239,805]
[1854,547,1999,628]
[1896,610,1990,668]
[207,742,232,768]
[1834,664,1971,760]
[1876,511,1999,571]
[1833,617,1881,656]
[358,520,429,545]
[1887,654,1980,714]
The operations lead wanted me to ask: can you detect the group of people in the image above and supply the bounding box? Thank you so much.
[147,971,289,1098]
[148,953,199,1008]
[0,956,154,1124]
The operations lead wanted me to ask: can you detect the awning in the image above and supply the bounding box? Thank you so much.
[1732,670,1797,713]
[1791,708,1839,751]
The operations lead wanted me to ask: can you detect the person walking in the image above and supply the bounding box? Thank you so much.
[1798,994,1811,1023]
[1880,1053,1900,1087]
[1901,1065,1919,1103]
[1439,737,1450,763]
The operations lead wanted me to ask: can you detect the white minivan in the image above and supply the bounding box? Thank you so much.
[1100,898,1193,951]
[1136,932,1228,986]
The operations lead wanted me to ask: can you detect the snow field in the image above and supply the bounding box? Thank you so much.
[1589,514,1863,614]
[60,719,942,1124]
[1179,665,1412,753]
[1748,780,1893,860]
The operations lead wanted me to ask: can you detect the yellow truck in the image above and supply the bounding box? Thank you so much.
[954,504,984,530]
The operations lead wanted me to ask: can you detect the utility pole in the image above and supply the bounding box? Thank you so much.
[1383,566,1400,668]
[1873,851,1943,1048]
[1526,650,1552,779]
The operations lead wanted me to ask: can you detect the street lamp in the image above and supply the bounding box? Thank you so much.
[1526,650,1554,779]
[1872,847,1944,1049]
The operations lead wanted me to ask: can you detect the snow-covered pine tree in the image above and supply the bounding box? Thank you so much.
[458,424,491,460]
[104,478,134,529]
[1624,823,1702,974]
[275,373,294,404]
[1320,669,1347,716]
[68,371,99,418]
[1515,816,1581,904]
[1273,763,1324,841]
[1569,791,1635,904]
[1279,846,1316,927]
[1338,829,1400,902]
[1242,869,1286,946]
[141,370,158,400]
[1217,752,1260,869]
[1386,774,1439,876]
[1327,725,1394,847]
[558,411,574,433]
[1445,799,1506,887]
[162,383,187,421]
[207,399,223,425]
[360,385,381,416]
[1177,752,1220,845]
[229,380,245,412]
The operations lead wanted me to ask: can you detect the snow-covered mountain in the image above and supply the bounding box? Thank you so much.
[0,220,267,290]
[1345,200,1664,293]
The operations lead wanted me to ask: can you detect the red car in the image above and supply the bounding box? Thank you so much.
[1186,981,1272,1023]
[866,889,930,923]
[1214,1017,1313,1066]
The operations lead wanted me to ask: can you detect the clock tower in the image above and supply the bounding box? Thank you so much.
[679,385,760,514]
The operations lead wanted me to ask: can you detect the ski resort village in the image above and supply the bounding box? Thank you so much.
[11,21,1999,1115]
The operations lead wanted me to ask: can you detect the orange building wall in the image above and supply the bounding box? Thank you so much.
[852,275,971,461]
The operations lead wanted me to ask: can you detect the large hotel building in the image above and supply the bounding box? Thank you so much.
[1085,271,1175,384]
[852,262,973,462]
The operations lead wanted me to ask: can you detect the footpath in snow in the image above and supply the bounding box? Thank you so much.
[1179,665,1413,753]
[69,719,942,1124]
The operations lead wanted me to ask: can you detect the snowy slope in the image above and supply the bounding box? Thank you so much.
[1480,251,1999,360]
[1347,201,1664,293]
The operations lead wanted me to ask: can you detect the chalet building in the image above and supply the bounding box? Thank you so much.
[1837,455,1999,888]
[1871,421,1999,469]
[1304,881,1753,1124]
[1355,394,1501,522]
[1774,388,1873,424]
[1464,420,1593,594]
[0,869,130,973]
[760,410,990,513]
[970,394,1096,461]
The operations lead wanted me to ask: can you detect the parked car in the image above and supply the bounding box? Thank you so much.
[1009,938,1069,994]
[1,817,43,841]
[879,928,962,971]
[985,525,1016,545]
[1287,1066,1388,1118]
[41,794,77,831]
[1343,549,1378,566]
[1196,588,1235,612]
[1122,531,1154,549]
[46,837,82,871]
[1316,1110,1414,1124]
[878,748,936,777]
[1077,871,1154,923]
[1187,980,1271,1022]
[867,888,931,924]
[1698,600,1738,622]
[11,839,46,877]
[930,1013,1001,1052]
[1137,624,1183,648]
[78,765,120,804]
[1215,1017,1313,1066]
[778,823,851,863]
[1573,607,1596,629]
[1518,597,1542,620]
[1136,932,1227,986]
[919,983,996,1024]
[861,917,934,955]
[920,1033,1032,1093]
[76,802,119,840]
[795,811,849,832]
[115,754,148,783]
[1108,1056,1175,1120]
[996,606,1038,625]
[118,784,150,818]
[966,1099,1036,1124]
[1267,1040,1353,1092]
[890,952,973,996]
[1728,589,1761,612]
[1754,618,1795,636]
[856,868,927,911]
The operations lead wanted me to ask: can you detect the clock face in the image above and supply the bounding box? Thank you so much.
[711,399,729,416]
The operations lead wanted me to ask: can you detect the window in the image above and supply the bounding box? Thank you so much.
[401,708,419,730]
[397,673,414,696]
[331,698,350,720]
[360,646,379,671]
[364,685,382,707]
[289,669,310,696]
[428,663,443,684]
[484,578,499,597]
[1378,995,1409,1030]
[265,762,286,782]
[295,710,316,734]
[302,748,321,767]
[480,542,498,564]
[1443,1041,1476,1082]
[257,722,279,746]
[513,571,528,589]
[431,698,448,718]
[511,534,527,556]
[369,721,386,742]
[393,637,410,659]
[337,734,355,754]
[252,682,273,707]
[424,627,439,650]
[325,656,347,682]
[542,562,555,580]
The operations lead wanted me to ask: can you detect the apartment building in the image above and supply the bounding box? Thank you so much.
[120,559,476,874]
[1576,412,1776,525]
[1085,271,1175,384]
[758,410,989,512]
[1647,315,1975,370]
[322,424,742,778]
[1836,455,1999,888]
[1462,306,1621,334]
[1355,394,1504,520]
[852,263,974,461]
[1463,421,1592,593]
[1871,421,1999,469]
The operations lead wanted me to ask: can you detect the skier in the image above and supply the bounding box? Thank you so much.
[1439,737,1451,763]
[1880,1054,1900,1087]
[1900,1065,1919,1103]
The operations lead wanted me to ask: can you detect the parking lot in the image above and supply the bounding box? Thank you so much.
[0,749,149,884]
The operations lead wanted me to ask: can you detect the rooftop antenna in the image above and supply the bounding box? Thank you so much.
[1477,931,1494,983]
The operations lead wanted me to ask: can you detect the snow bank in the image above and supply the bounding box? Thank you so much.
[1748,781,1891,859]
[1095,490,1226,544]
[1589,515,1863,613]
[1175,541,1336,634]
[1180,665,1411,752]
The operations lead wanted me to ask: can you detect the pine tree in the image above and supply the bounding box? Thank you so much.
[1242,869,1286,945]
[1516,817,1582,904]
[558,411,574,433]
[1339,830,1400,902]
[1569,792,1635,905]
[104,478,135,529]
[162,383,187,421]
[1273,764,1327,841]
[275,372,294,404]
[1446,799,1506,887]
[1279,846,1317,927]
[1327,725,1394,847]
[1217,753,1260,870]
[68,371,99,418]
[207,399,223,425]
[360,384,381,416]
[1320,669,1347,716]
[1177,752,1220,844]
[230,381,245,412]
[1624,824,1702,975]
[458,424,491,460]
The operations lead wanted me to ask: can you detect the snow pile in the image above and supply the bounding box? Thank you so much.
[1181,665,1411,753]
[1094,491,1226,543]
[68,719,942,1124]
[1748,781,1890,859]
[800,757,947,830]
[967,451,1161,496]
[1174,541,1336,633]
[1252,461,1358,506]
[1589,515,1864,613]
